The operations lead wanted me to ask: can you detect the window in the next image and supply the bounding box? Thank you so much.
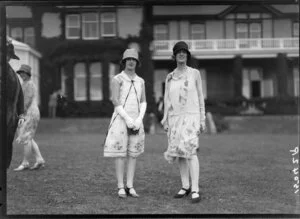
[82,13,99,39]
[89,62,102,100]
[249,13,260,19]
[294,67,299,96]
[199,69,207,99]
[61,67,67,97]
[66,14,81,39]
[249,23,261,38]
[101,13,116,37]
[191,24,205,40]
[293,22,299,37]
[109,63,119,99]
[24,27,35,47]
[11,27,23,41]
[236,23,248,39]
[236,13,247,19]
[74,63,87,101]
[236,22,261,48]
[262,13,271,18]
[154,24,168,40]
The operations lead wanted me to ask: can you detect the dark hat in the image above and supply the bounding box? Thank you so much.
[172,41,191,56]
[7,41,20,60]
[17,64,31,76]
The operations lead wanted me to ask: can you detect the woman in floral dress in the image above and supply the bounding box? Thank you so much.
[14,64,45,171]
[161,41,206,203]
[104,48,147,198]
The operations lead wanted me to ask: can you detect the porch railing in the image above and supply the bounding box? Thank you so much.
[153,38,299,52]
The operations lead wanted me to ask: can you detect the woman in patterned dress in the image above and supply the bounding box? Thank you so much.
[104,48,147,198]
[14,64,45,171]
[161,41,206,203]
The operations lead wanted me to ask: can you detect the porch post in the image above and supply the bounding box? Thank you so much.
[276,53,289,97]
[65,61,74,101]
[140,3,156,113]
[233,55,243,97]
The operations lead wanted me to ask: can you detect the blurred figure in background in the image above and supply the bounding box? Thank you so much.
[14,64,45,171]
[48,90,59,118]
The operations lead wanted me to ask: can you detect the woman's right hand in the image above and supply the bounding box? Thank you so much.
[125,117,135,129]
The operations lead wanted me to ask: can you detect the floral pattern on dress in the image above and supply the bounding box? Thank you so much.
[16,80,40,145]
[103,72,145,158]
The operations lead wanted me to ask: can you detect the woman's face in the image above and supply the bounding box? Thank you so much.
[175,50,188,64]
[19,72,30,81]
[125,58,137,71]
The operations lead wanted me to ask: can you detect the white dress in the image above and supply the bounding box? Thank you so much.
[163,67,205,162]
[104,71,145,158]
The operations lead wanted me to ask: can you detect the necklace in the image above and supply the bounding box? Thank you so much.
[173,66,187,78]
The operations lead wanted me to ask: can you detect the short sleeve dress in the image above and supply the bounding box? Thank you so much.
[103,71,145,158]
[16,80,40,145]
[163,67,205,163]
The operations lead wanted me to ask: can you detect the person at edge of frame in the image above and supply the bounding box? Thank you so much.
[161,41,206,203]
[5,40,25,169]
[103,48,147,198]
[14,64,45,171]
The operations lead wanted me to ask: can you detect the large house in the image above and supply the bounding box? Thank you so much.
[5,1,299,117]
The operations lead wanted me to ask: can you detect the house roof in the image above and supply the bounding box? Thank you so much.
[7,36,42,58]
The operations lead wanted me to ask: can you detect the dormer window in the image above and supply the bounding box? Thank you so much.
[65,11,116,40]
[66,14,81,39]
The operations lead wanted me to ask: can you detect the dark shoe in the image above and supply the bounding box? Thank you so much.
[118,188,127,198]
[191,191,201,203]
[174,187,191,198]
[30,162,45,170]
[125,187,139,198]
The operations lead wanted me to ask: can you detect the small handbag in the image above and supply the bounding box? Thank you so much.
[103,79,140,147]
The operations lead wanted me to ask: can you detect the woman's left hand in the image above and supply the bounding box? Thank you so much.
[18,118,25,126]
[133,117,143,130]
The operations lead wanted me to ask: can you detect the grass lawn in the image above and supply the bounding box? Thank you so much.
[6,118,300,215]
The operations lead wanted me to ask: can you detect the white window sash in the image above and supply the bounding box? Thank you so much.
[199,69,207,99]
[242,69,250,99]
[11,27,23,41]
[74,63,87,101]
[74,76,87,101]
[90,75,102,100]
[82,13,99,40]
[101,13,116,37]
[294,68,299,96]
[191,24,205,40]
[66,14,81,39]
[154,25,168,40]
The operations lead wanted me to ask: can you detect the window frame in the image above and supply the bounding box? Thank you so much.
[294,67,299,97]
[154,23,169,40]
[66,14,81,39]
[82,12,99,40]
[190,23,206,40]
[74,63,87,101]
[24,27,35,47]
[100,12,117,37]
[292,21,299,38]
[11,27,23,42]
[89,62,103,101]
